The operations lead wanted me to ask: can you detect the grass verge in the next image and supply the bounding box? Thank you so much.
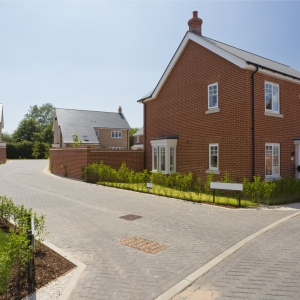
[98,182,256,207]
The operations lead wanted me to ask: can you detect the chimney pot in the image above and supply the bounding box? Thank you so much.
[188,11,203,36]
[118,106,122,114]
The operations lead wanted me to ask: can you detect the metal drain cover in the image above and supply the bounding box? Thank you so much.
[118,237,168,254]
[120,214,142,221]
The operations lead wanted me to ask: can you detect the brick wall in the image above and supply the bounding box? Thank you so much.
[144,39,300,181]
[50,148,145,179]
[50,148,90,179]
[89,151,144,172]
[0,147,6,164]
[253,73,300,178]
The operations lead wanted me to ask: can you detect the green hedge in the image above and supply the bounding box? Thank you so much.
[6,141,50,159]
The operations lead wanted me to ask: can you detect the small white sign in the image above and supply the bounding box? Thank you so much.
[147,182,153,189]
[210,182,243,191]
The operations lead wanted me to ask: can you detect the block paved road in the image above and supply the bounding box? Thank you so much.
[173,213,300,300]
[0,160,299,300]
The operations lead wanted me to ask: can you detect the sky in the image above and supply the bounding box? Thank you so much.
[1,0,300,134]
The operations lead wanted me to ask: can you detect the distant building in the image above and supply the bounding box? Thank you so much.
[52,106,131,150]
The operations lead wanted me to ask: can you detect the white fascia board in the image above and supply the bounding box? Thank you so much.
[147,32,247,103]
[150,139,178,147]
[188,33,248,68]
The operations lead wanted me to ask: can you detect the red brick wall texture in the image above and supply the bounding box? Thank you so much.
[50,148,144,179]
[0,147,6,164]
[144,40,300,182]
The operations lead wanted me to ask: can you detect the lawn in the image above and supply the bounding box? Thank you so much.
[98,182,255,207]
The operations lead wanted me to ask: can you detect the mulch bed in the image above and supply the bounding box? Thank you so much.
[0,223,76,300]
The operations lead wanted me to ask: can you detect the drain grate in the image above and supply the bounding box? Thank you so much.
[118,237,168,254]
[120,214,142,221]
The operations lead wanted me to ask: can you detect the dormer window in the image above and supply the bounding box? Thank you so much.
[83,135,89,141]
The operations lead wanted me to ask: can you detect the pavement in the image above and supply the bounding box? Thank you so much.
[0,160,299,300]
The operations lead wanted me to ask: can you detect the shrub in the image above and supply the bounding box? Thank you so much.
[0,197,47,294]
[6,141,50,159]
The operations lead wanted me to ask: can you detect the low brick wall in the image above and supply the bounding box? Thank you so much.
[50,147,145,179]
[89,150,145,172]
[0,146,6,164]
[50,148,90,179]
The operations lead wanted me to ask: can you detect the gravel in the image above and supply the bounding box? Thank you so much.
[25,268,77,300]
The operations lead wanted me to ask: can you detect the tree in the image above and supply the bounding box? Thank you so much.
[25,103,54,128]
[72,133,82,147]
[1,132,14,142]
[129,128,139,147]
[13,103,54,143]
[13,118,41,142]
[32,141,40,159]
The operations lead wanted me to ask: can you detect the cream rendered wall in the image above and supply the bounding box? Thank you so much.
[96,128,129,150]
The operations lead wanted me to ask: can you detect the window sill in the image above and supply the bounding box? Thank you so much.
[206,169,220,175]
[265,175,282,181]
[264,112,283,118]
[205,108,220,114]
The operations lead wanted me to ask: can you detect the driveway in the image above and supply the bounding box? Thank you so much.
[0,160,299,300]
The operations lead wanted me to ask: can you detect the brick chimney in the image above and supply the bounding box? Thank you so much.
[188,11,203,35]
[118,106,122,114]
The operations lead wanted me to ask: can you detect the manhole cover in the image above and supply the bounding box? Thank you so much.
[120,214,142,221]
[118,237,168,254]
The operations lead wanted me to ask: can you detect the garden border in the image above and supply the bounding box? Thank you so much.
[42,241,86,300]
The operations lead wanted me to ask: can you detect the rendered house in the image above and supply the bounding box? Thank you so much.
[52,106,131,150]
[131,127,144,150]
[0,104,6,163]
[138,11,300,181]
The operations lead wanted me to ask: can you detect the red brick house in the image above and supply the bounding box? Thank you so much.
[138,11,300,182]
[131,127,144,150]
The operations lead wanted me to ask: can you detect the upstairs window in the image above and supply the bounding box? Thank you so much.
[136,136,140,143]
[95,130,99,137]
[208,83,218,109]
[111,131,122,138]
[265,82,279,113]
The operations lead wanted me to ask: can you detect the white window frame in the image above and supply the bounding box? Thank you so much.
[208,82,218,109]
[111,131,122,138]
[209,143,219,171]
[136,136,140,143]
[150,139,177,174]
[152,146,159,172]
[95,130,99,137]
[265,81,280,114]
[265,143,280,178]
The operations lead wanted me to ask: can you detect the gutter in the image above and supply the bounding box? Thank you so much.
[246,61,300,81]
[251,65,259,179]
